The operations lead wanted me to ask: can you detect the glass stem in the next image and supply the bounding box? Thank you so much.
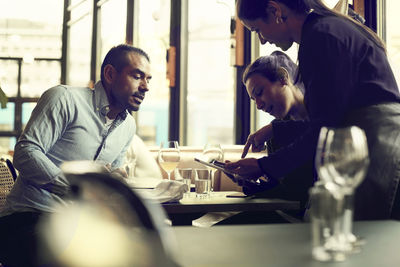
[343,190,354,241]
[210,170,215,192]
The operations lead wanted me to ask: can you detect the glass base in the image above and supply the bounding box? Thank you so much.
[312,247,346,262]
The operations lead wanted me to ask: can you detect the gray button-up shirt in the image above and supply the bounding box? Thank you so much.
[2,81,135,214]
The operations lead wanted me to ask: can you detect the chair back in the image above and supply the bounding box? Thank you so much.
[5,159,17,181]
[0,161,14,211]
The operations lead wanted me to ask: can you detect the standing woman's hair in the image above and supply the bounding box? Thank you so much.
[237,0,309,19]
[236,0,385,52]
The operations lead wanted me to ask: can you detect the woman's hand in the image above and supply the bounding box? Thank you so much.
[242,124,273,158]
[224,158,263,181]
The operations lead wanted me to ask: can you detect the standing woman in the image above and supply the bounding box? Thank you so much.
[226,0,400,220]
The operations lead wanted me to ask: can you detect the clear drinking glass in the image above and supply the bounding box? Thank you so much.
[315,126,370,253]
[194,169,211,198]
[158,141,180,180]
[177,168,192,197]
[202,143,224,192]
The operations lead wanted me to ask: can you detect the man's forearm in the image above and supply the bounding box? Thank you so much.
[13,141,63,185]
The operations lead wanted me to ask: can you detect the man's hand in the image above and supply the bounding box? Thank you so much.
[42,176,70,197]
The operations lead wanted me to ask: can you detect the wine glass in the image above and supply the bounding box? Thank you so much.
[202,143,224,193]
[158,141,180,180]
[315,126,370,252]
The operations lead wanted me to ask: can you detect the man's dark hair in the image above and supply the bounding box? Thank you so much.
[100,44,150,81]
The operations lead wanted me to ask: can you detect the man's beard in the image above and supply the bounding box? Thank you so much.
[110,89,141,112]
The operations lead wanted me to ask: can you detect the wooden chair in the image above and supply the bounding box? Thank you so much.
[0,161,14,211]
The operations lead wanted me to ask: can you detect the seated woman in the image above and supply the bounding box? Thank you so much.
[238,51,314,211]
[242,50,307,155]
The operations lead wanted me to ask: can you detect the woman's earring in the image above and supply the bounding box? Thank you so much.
[276,17,280,24]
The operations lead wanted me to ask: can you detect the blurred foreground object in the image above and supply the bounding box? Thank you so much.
[37,161,179,267]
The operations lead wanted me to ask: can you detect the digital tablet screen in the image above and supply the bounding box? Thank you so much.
[194,157,236,176]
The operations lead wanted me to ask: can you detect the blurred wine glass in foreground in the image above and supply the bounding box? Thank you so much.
[158,141,180,180]
[315,126,369,253]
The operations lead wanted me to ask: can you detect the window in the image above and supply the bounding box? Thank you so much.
[0,60,19,97]
[98,0,127,79]
[0,103,14,132]
[0,0,63,153]
[134,0,171,145]
[67,0,92,86]
[385,0,400,85]
[185,0,235,145]
[21,60,61,97]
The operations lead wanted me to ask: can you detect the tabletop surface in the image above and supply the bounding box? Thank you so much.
[162,191,300,214]
[170,220,400,267]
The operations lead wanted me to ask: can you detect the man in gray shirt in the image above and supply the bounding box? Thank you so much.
[0,44,152,266]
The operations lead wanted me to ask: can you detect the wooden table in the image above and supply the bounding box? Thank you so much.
[162,191,300,225]
[171,220,400,267]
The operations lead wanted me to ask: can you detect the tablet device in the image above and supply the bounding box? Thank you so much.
[194,157,236,176]
[226,192,247,198]
[194,157,259,186]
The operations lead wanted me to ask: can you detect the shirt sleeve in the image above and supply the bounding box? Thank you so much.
[13,86,72,186]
